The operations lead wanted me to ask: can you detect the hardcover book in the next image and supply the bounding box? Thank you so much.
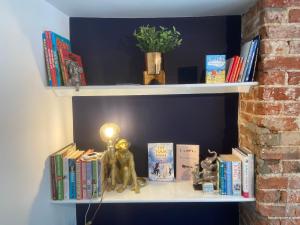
[148,143,174,181]
[176,144,199,181]
[205,55,226,84]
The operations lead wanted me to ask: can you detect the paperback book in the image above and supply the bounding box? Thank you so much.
[148,143,174,181]
[205,55,226,84]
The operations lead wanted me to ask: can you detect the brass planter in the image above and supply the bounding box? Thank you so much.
[145,52,163,75]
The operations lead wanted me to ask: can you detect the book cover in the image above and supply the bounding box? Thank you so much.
[50,31,71,86]
[228,56,239,82]
[45,31,57,86]
[176,144,199,181]
[148,143,174,181]
[229,155,242,196]
[205,55,226,84]
[42,32,52,86]
[225,160,232,195]
[58,49,87,86]
[86,160,93,199]
[240,40,253,82]
[233,148,249,198]
[63,148,77,200]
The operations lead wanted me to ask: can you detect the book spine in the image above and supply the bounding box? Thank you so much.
[69,159,76,199]
[55,154,64,200]
[76,160,82,199]
[92,160,98,198]
[63,157,69,200]
[51,32,62,86]
[81,161,87,199]
[58,48,68,85]
[50,155,57,200]
[248,155,255,198]
[245,40,258,82]
[225,58,234,82]
[237,59,246,82]
[86,161,93,199]
[97,158,102,196]
[42,32,52,86]
[229,56,239,82]
[232,161,242,196]
[225,161,232,195]
[45,31,57,86]
[218,159,226,195]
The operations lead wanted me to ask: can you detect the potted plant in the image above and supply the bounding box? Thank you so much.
[133,25,182,81]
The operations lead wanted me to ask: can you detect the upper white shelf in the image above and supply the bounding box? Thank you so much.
[51,82,258,97]
[51,181,255,204]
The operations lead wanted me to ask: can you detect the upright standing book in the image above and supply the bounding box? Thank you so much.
[148,143,174,181]
[205,55,226,83]
[176,144,199,181]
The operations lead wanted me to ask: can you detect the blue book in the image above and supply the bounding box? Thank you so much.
[69,158,76,199]
[225,161,233,195]
[245,39,258,82]
[148,143,174,181]
[50,31,71,86]
[205,55,226,84]
[86,161,93,199]
[218,158,226,195]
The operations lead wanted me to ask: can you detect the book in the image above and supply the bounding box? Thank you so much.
[176,144,199,181]
[244,39,258,82]
[233,57,244,82]
[239,147,255,198]
[205,55,226,84]
[232,148,249,198]
[42,32,52,86]
[49,143,76,200]
[225,58,234,82]
[247,36,260,82]
[86,160,93,199]
[148,143,174,181]
[58,49,87,86]
[240,40,253,82]
[68,151,84,199]
[227,155,242,196]
[228,56,239,82]
[50,31,71,86]
[63,148,77,200]
[217,157,226,195]
[80,149,94,199]
[45,31,57,86]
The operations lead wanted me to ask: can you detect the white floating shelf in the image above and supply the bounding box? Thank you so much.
[51,181,255,204]
[51,82,258,97]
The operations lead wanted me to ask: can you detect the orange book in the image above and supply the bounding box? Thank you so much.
[225,58,234,82]
[233,57,244,82]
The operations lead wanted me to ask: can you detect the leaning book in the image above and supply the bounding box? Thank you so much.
[148,143,174,181]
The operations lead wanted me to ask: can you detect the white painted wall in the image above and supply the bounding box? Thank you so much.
[0,0,75,225]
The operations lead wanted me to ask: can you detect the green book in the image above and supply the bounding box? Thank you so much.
[92,159,98,198]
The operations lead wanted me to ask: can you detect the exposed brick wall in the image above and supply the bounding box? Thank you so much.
[239,0,300,224]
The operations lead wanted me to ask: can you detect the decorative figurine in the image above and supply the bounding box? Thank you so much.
[66,59,82,91]
[192,149,218,190]
[114,139,140,193]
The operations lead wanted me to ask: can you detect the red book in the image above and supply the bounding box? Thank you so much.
[59,49,87,86]
[235,58,245,82]
[228,56,239,83]
[45,31,57,86]
[225,58,234,82]
[232,57,242,82]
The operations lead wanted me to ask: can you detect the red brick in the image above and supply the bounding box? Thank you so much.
[287,205,300,217]
[283,160,300,173]
[289,40,300,54]
[261,8,288,23]
[254,102,282,115]
[260,56,300,70]
[258,159,282,174]
[257,176,288,189]
[256,203,286,217]
[246,102,254,113]
[256,117,299,131]
[283,102,300,116]
[261,0,300,8]
[289,176,300,189]
[288,190,300,203]
[256,189,281,202]
[260,147,300,160]
[289,9,300,23]
[258,70,285,85]
[260,40,289,54]
[288,72,300,85]
[255,87,300,101]
[280,219,300,225]
[260,25,300,39]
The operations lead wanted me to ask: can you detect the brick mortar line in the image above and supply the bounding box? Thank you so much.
[239,111,300,117]
[261,38,300,41]
[260,54,300,57]
[256,201,300,206]
[267,216,300,219]
[239,100,300,103]
[258,188,300,191]
[258,173,300,177]
[252,85,300,87]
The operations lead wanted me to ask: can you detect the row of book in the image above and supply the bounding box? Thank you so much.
[225,36,260,83]
[217,147,254,198]
[50,143,106,200]
[42,31,86,87]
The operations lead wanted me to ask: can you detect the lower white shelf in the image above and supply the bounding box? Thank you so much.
[51,181,255,204]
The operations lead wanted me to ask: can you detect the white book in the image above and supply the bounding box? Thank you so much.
[239,40,252,82]
[233,148,249,198]
[239,147,255,198]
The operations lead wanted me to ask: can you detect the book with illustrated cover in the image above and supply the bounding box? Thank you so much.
[148,143,174,181]
[205,55,226,83]
[58,49,87,86]
[176,144,199,181]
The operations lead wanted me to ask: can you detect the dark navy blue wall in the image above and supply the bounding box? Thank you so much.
[70,16,241,225]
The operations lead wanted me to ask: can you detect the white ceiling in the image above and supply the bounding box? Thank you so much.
[46,0,257,18]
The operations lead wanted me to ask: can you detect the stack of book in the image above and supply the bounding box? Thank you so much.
[225,36,260,83]
[217,147,254,198]
[42,31,86,87]
[50,143,106,200]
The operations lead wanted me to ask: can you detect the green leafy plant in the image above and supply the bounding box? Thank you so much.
[133,25,182,53]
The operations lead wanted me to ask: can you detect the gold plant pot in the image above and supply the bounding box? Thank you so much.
[145,52,163,75]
